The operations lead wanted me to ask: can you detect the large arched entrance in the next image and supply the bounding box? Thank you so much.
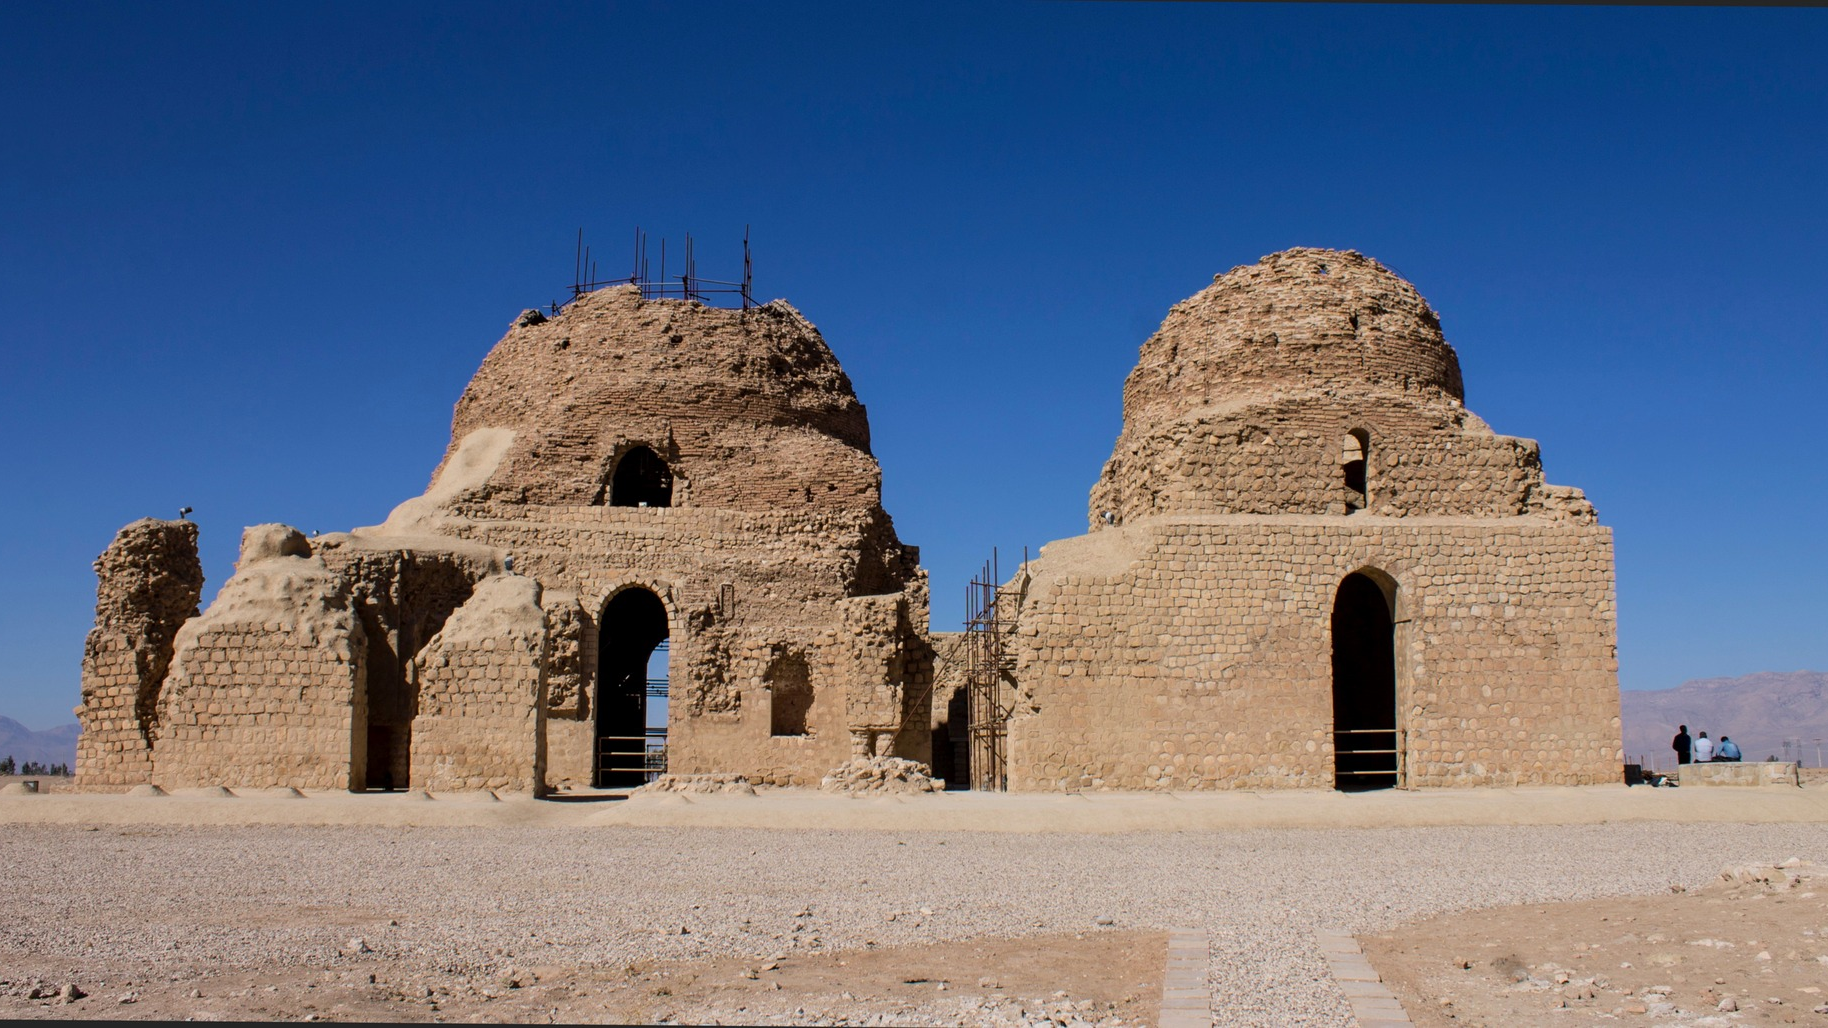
[1331,571,1398,791]
[596,588,669,787]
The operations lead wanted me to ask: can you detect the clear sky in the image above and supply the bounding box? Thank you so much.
[2,2,1824,731]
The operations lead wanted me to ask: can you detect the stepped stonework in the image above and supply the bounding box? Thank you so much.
[77,287,933,792]
[978,249,1620,790]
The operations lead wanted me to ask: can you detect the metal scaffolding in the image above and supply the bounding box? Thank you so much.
[561,227,756,311]
[965,548,1022,792]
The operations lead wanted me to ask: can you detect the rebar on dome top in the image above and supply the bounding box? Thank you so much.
[564,226,755,310]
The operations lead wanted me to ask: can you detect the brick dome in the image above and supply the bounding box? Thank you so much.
[1117,248,1464,435]
[432,286,884,511]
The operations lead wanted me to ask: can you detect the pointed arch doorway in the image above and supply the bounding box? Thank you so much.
[596,588,669,787]
[1331,571,1400,791]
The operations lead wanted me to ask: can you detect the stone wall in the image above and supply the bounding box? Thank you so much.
[151,527,368,791]
[409,575,548,792]
[74,519,202,788]
[1678,762,1801,788]
[1005,516,1619,790]
[1088,395,1599,525]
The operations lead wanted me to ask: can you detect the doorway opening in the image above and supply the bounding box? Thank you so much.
[596,588,669,786]
[1331,571,1398,791]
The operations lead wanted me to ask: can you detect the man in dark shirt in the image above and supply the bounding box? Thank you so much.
[1673,724,1692,765]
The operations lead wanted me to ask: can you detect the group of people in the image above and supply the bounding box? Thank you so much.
[1672,724,1742,764]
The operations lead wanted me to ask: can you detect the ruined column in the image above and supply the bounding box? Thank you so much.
[75,518,203,789]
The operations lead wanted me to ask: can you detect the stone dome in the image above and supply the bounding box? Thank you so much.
[426,286,885,511]
[1117,248,1464,434]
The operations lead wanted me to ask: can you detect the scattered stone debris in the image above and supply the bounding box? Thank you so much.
[637,773,757,795]
[820,757,943,795]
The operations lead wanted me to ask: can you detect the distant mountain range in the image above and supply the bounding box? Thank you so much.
[0,716,79,769]
[1621,670,1828,770]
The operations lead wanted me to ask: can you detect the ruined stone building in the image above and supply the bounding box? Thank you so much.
[78,287,933,793]
[936,248,1621,791]
[77,247,1620,794]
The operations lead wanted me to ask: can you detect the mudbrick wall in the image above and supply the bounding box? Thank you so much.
[77,286,931,792]
[1007,248,1621,790]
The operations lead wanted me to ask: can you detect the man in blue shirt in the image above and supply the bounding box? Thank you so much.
[1717,736,1742,762]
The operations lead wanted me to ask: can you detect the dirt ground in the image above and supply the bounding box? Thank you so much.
[0,930,1162,1025]
[1364,860,1828,1027]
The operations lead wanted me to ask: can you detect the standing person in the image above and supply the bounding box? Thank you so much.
[1693,731,1715,763]
[1717,736,1742,762]
[1673,724,1692,765]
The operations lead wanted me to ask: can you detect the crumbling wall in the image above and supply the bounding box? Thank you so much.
[152,525,368,791]
[75,518,203,789]
[409,574,548,793]
[835,588,935,762]
[538,592,593,790]
[311,538,492,788]
[77,285,934,795]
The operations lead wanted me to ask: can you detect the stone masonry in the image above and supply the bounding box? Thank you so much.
[77,287,933,793]
[995,248,1621,790]
[76,249,1621,795]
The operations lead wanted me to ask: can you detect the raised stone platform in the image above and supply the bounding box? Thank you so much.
[1678,761,1801,787]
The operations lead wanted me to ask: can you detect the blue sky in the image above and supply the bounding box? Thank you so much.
[2,2,1824,730]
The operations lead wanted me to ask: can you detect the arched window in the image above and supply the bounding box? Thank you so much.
[1341,429,1369,512]
[768,651,813,737]
[609,446,673,508]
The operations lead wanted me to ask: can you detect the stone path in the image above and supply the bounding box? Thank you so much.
[1159,929,1211,1028]
[1316,930,1412,1027]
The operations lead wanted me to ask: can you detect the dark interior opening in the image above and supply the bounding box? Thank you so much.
[609,446,673,508]
[1343,459,1367,496]
[1332,572,1398,791]
[365,725,395,790]
[931,687,970,789]
[356,602,411,791]
[1342,429,1369,511]
[596,589,669,787]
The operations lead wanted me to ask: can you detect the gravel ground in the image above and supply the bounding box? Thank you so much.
[6,821,1827,1026]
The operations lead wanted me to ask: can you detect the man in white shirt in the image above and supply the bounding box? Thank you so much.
[1693,731,1715,763]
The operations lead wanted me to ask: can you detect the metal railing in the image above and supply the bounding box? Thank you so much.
[1332,727,1405,787]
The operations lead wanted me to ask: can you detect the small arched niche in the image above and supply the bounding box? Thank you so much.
[606,446,673,508]
[1341,429,1370,512]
